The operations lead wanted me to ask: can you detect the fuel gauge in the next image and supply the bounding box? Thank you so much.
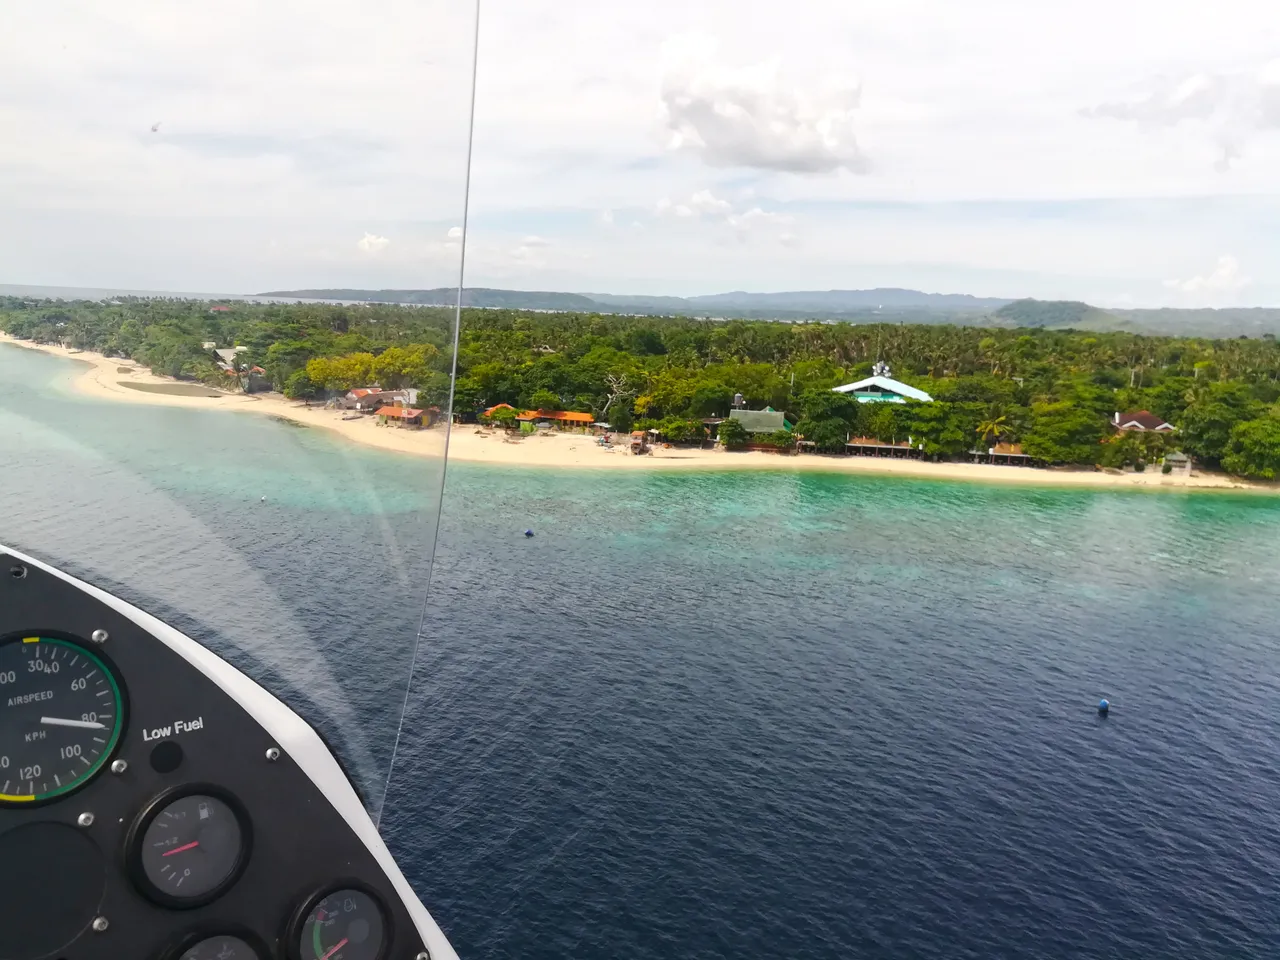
[176,934,263,960]
[129,789,251,907]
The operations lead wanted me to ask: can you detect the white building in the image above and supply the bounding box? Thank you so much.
[831,376,933,404]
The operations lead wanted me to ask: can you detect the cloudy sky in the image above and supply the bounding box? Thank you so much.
[3,0,1279,305]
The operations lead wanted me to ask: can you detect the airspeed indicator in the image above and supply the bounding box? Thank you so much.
[0,636,125,805]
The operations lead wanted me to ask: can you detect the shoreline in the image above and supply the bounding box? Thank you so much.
[1,332,1269,492]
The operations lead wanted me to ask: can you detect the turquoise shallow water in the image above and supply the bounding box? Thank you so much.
[5,343,1280,958]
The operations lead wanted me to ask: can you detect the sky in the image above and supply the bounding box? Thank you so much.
[2,0,1279,306]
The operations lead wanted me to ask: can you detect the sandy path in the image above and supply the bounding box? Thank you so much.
[1,333,1268,492]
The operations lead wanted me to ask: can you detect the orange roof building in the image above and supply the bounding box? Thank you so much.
[518,409,594,423]
[379,406,425,419]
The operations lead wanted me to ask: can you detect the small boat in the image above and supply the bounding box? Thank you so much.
[342,413,363,420]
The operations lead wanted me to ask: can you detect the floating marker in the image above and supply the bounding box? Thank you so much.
[524,529,535,538]
[261,496,267,502]
[1097,698,1110,715]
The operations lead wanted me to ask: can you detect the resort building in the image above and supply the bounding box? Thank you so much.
[1112,410,1174,432]
[831,376,933,404]
[831,363,932,404]
[517,409,595,429]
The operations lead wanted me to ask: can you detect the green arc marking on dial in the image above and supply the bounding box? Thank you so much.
[313,910,326,960]
[0,636,125,803]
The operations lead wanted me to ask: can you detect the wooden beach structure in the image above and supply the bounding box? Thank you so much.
[970,442,1033,465]
[844,436,920,458]
[517,409,595,430]
[377,405,427,428]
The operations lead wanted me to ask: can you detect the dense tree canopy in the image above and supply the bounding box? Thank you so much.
[5,295,1280,478]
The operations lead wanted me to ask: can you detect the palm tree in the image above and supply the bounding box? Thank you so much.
[976,414,1007,450]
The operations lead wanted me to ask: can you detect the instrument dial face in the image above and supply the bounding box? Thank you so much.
[178,935,263,960]
[297,889,388,960]
[136,792,249,905]
[0,636,125,805]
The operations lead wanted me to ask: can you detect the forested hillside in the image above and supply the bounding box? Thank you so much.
[259,287,1280,337]
[5,295,1280,479]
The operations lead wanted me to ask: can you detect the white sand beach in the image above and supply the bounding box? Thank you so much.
[2,333,1268,492]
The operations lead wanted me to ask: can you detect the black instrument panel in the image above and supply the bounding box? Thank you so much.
[0,553,430,960]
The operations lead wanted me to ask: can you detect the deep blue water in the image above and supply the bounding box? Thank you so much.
[5,343,1280,958]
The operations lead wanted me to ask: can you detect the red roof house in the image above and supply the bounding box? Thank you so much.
[1113,411,1174,432]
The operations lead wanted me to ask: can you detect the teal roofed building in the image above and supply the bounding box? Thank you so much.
[832,363,932,404]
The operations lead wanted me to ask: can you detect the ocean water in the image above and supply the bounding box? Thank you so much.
[5,343,1280,958]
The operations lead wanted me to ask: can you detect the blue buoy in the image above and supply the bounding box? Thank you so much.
[1097,698,1110,715]
[524,529,535,538]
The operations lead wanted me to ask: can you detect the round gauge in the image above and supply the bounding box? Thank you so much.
[176,934,263,960]
[0,635,125,805]
[133,791,250,906]
[295,889,388,960]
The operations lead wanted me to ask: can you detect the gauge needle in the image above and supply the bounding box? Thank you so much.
[318,939,348,960]
[40,716,106,729]
[162,841,200,857]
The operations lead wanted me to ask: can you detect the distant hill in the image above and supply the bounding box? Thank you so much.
[992,299,1134,332]
[261,286,1012,317]
[685,288,1011,312]
[1114,307,1280,338]
[259,286,1280,337]
[258,287,603,311]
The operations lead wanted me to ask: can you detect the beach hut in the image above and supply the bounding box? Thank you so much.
[971,442,1033,466]
[517,409,596,432]
[845,436,918,458]
[377,406,426,428]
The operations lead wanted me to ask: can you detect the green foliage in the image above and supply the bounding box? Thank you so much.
[798,389,860,425]
[656,418,706,444]
[807,418,850,453]
[758,429,796,450]
[1222,415,1280,479]
[1178,383,1262,466]
[866,404,900,443]
[907,401,979,459]
[283,370,319,400]
[526,388,562,411]
[485,406,518,429]
[6,294,1280,479]
[1021,401,1108,464]
[718,418,749,450]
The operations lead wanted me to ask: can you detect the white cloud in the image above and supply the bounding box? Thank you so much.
[659,33,867,174]
[447,226,463,239]
[652,188,790,242]
[510,236,553,266]
[1085,61,1280,168]
[356,232,390,254]
[689,189,731,215]
[7,0,1280,303]
[599,208,615,225]
[1084,74,1228,125]
[778,231,799,247]
[727,207,785,234]
[1164,255,1251,303]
